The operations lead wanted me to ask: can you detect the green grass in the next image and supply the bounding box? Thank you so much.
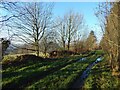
[2,55,82,88]
[95,50,104,55]
[2,51,103,89]
[25,55,99,90]
[83,56,120,89]
[2,55,17,64]
[2,55,81,72]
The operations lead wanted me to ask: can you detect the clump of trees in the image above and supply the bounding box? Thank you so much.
[85,31,97,51]
[71,30,97,53]
[0,2,98,58]
[96,2,120,75]
[55,11,85,51]
[54,11,98,53]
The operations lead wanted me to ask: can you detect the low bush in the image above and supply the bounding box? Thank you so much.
[2,55,17,64]
[49,50,76,58]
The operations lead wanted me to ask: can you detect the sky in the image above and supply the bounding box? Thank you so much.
[53,2,102,42]
[0,2,103,43]
[53,2,98,26]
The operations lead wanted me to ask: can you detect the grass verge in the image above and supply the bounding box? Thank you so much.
[83,55,120,89]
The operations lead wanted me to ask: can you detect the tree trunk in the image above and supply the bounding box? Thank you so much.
[36,46,39,56]
[68,31,70,50]
[67,40,70,50]
[63,41,65,50]
[35,41,39,56]
[44,46,47,57]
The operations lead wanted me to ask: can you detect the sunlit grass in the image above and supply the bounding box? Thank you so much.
[2,55,82,88]
[26,63,88,89]
[25,55,98,89]
[2,51,103,89]
[83,56,120,88]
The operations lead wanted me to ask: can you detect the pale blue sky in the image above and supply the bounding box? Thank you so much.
[53,2,98,26]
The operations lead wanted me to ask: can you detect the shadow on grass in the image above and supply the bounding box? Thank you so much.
[83,58,120,89]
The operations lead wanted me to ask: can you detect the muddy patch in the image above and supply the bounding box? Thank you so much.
[70,57,102,89]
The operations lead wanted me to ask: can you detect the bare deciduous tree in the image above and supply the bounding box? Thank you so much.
[54,17,67,50]
[2,2,54,56]
[40,31,58,57]
[55,11,84,51]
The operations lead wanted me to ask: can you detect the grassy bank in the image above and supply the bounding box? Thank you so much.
[83,55,120,89]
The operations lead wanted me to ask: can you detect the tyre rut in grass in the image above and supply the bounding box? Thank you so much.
[3,56,82,89]
[3,52,97,89]
[25,55,99,89]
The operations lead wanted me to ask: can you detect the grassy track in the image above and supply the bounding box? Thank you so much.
[25,55,99,90]
[2,50,103,89]
[2,55,82,89]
